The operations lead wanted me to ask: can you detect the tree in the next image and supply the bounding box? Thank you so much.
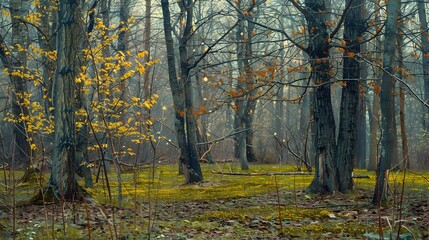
[372,0,400,204]
[46,0,85,199]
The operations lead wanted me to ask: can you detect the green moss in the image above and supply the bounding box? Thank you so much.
[282,221,376,238]
[197,206,335,222]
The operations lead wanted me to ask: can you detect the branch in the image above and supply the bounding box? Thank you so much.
[273,135,312,172]
[329,0,354,39]
[196,129,248,145]
[189,20,240,70]
[226,0,307,52]
[361,57,429,109]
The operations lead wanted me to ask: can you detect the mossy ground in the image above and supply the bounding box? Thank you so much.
[0,163,428,239]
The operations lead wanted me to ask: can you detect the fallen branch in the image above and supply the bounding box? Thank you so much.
[211,170,370,178]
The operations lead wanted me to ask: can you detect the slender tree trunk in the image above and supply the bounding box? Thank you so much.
[397,17,410,169]
[140,0,153,164]
[373,0,400,204]
[356,42,368,169]
[368,0,382,171]
[117,0,128,95]
[418,0,429,131]
[243,6,257,163]
[275,85,284,162]
[233,0,249,169]
[195,72,214,163]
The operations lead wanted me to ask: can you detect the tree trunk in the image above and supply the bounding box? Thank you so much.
[178,0,204,183]
[48,0,84,200]
[9,0,32,164]
[195,72,214,164]
[37,0,56,117]
[372,0,400,204]
[117,0,129,96]
[161,0,189,177]
[233,0,249,169]
[334,0,365,193]
[397,17,410,169]
[274,85,284,162]
[356,42,368,169]
[243,6,257,163]
[141,0,153,164]
[305,0,337,193]
[418,1,429,131]
[368,0,382,171]
[161,0,203,183]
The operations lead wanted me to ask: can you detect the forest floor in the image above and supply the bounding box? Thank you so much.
[0,164,428,239]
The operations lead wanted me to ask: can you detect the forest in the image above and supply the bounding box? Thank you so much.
[0,0,428,238]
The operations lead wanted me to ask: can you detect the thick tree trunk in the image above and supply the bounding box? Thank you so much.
[372,0,400,204]
[48,0,84,200]
[334,0,365,193]
[305,0,337,193]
